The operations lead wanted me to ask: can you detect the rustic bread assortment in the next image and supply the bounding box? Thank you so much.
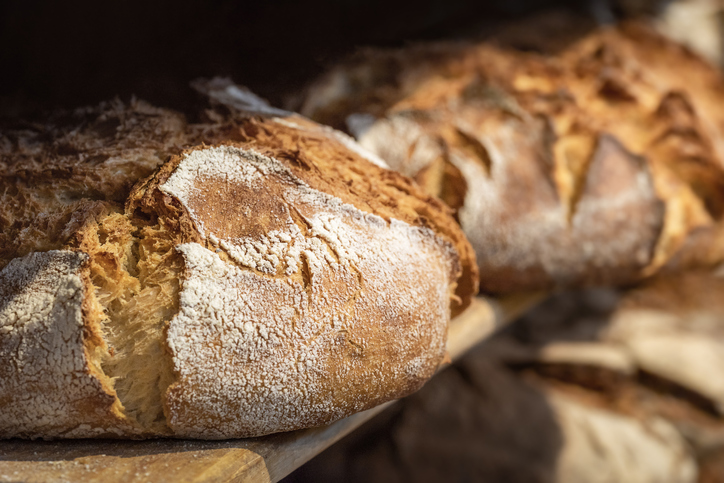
[0,81,477,439]
[301,23,724,293]
[4,18,724,450]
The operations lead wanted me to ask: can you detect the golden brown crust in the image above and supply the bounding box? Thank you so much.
[0,85,476,438]
[230,116,476,313]
[127,139,465,437]
[302,22,724,293]
[0,100,189,269]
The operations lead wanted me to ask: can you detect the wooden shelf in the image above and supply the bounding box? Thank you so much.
[0,294,542,483]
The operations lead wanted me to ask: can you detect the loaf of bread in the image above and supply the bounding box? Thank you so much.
[0,81,477,439]
[301,22,724,293]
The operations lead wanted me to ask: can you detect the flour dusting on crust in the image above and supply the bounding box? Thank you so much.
[159,145,456,438]
[0,251,126,438]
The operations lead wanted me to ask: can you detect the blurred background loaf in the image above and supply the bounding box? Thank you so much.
[299,23,724,294]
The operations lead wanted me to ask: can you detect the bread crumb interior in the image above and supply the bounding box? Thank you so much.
[80,211,180,433]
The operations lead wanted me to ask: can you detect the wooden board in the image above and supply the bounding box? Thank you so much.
[0,294,542,483]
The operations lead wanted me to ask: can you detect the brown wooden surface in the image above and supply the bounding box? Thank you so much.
[0,295,542,483]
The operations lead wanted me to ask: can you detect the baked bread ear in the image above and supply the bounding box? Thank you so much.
[0,88,477,439]
[301,22,724,293]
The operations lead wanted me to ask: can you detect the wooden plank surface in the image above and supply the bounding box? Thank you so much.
[0,294,542,483]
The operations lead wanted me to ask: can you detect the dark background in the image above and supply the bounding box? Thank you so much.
[0,0,660,116]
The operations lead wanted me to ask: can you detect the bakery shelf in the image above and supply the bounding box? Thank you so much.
[0,294,542,483]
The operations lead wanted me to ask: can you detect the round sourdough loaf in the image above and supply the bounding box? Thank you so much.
[300,22,724,293]
[0,86,477,439]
